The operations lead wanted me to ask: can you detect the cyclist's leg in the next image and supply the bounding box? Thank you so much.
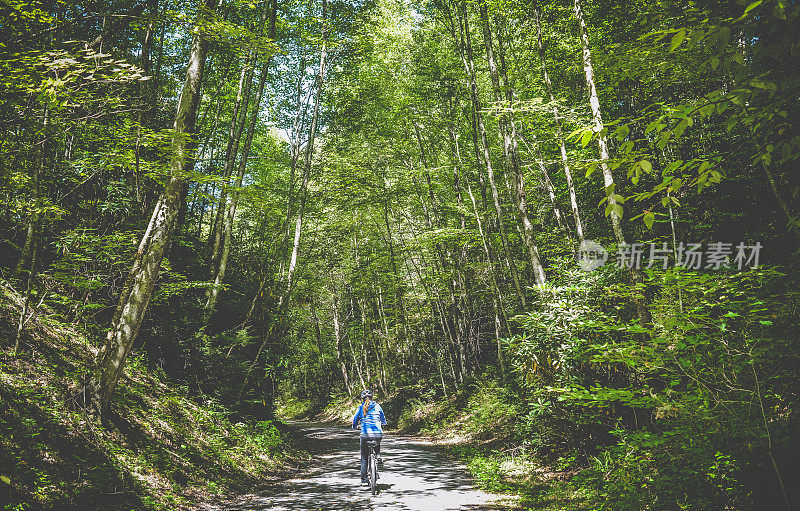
[359,437,369,482]
[374,437,383,469]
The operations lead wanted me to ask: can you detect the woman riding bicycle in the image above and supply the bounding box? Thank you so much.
[352,389,386,485]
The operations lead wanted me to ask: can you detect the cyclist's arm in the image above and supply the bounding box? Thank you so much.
[352,405,363,429]
[379,408,386,426]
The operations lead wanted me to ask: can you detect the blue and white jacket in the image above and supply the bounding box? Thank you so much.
[352,401,386,438]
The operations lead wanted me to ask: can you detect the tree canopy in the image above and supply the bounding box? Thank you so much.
[2,0,799,508]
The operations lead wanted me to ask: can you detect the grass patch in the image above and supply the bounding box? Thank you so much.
[382,380,601,510]
[456,448,599,511]
[275,394,355,423]
[395,381,519,443]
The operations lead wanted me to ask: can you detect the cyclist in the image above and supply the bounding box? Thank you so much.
[352,389,387,485]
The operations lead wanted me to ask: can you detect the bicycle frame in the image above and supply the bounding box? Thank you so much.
[366,440,379,495]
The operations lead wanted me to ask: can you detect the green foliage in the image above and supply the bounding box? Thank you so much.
[47,229,137,322]
[0,288,289,510]
[505,261,799,509]
[582,0,800,230]
[2,0,799,509]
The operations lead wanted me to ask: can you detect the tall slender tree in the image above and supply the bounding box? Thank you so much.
[535,8,584,241]
[574,0,650,325]
[282,0,327,307]
[204,0,278,322]
[480,5,547,284]
[91,0,216,413]
[449,0,528,305]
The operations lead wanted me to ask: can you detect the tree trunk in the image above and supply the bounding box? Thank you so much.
[204,0,277,323]
[412,122,442,225]
[541,159,567,230]
[574,0,619,240]
[14,109,48,281]
[269,53,311,305]
[412,120,473,375]
[535,9,584,241]
[380,198,410,346]
[13,109,46,355]
[453,0,527,306]
[13,220,35,281]
[763,164,800,245]
[479,3,546,286]
[574,0,651,326]
[91,0,215,414]
[134,0,157,209]
[13,240,36,355]
[364,297,388,395]
[350,332,366,390]
[280,0,327,308]
[182,84,225,236]
[85,2,148,50]
[330,284,352,395]
[437,348,448,397]
[447,115,468,230]
[208,51,256,269]
[448,125,511,337]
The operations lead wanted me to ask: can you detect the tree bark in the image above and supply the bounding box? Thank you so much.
[574,0,651,326]
[535,8,584,241]
[204,0,277,323]
[91,0,215,414]
[452,0,527,306]
[13,219,35,281]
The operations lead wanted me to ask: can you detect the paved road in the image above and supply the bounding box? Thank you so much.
[214,423,513,511]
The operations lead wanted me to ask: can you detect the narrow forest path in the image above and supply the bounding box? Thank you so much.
[208,422,514,510]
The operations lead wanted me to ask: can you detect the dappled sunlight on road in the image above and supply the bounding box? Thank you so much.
[212,424,513,511]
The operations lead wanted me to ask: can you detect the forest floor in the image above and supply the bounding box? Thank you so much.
[0,283,299,510]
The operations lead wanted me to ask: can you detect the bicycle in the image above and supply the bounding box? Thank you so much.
[365,439,380,495]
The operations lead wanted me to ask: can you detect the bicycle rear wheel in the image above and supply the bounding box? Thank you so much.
[370,453,378,495]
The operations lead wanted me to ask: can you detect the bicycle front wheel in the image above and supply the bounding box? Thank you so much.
[370,454,378,495]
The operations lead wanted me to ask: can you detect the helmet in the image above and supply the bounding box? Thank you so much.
[360,389,373,400]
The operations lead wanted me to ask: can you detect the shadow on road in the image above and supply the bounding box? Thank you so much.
[207,423,514,511]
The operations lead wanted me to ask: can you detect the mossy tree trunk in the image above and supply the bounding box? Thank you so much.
[91,0,215,414]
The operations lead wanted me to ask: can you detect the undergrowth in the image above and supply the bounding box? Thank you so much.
[386,381,601,510]
[394,381,519,442]
[0,285,295,510]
